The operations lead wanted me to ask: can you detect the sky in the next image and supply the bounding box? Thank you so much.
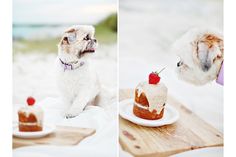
[13,0,117,25]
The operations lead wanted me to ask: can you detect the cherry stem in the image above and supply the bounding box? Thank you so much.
[156,67,166,75]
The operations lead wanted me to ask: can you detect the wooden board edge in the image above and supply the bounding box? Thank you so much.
[120,144,224,157]
[13,127,96,149]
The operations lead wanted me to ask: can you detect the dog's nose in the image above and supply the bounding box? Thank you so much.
[93,39,97,43]
[202,62,211,72]
[177,61,182,67]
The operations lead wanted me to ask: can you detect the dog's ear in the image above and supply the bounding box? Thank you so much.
[196,34,223,72]
[65,28,76,33]
[61,36,69,45]
[60,28,77,45]
[67,28,78,44]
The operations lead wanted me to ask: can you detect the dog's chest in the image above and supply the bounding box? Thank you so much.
[57,67,91,92]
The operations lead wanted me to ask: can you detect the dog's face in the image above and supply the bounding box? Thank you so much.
[173,28,223,85]
[58,25,97,60]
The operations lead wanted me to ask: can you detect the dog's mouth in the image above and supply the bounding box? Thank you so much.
[81,48,95,53]
[78,40,97,58]
[78,48,95,58]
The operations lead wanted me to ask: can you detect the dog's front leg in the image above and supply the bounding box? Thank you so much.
[64,93,90,119]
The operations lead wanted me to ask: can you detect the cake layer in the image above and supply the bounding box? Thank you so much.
[19,124,43,132]
[18,104,44,132]
[133,103,164,120]
[18,106,43,123]
[18,111,37,123]
[135,81,167,113]
[135,89,149,106]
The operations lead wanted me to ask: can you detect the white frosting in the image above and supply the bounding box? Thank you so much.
[19,105,43,126]
[136,81,168,114]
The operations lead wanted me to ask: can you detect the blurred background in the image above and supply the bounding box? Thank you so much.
[119,0,223,135]
[13,0,117,53]
[13,0,117,104]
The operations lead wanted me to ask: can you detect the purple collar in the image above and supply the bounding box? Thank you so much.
[216,62,224,85]
[59,58,84,71]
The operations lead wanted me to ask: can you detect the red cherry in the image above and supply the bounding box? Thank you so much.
[148,68,165,84]
[27,97,35,106]
[149,72,160,84]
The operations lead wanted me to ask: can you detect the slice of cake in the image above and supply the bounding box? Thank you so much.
[133,69,168,120]
[18,97,43,132]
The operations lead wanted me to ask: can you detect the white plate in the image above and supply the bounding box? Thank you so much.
[13,124,56,139]
[119,99,179,127]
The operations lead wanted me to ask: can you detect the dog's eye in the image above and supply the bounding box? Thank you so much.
[83,34,90,41]
[177,61,183,67]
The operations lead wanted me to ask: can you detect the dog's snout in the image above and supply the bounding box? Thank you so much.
[177,61,182,67]
[93,39,97,43]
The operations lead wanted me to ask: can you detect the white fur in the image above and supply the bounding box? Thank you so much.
[172,28,223,85]
[56,25,100,118]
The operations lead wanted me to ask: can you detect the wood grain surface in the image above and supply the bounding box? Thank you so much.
[13,126,95,149]
[119,89,223,157]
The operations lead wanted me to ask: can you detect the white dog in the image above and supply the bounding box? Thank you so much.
[56,25,100,118]
[173,28,224,85]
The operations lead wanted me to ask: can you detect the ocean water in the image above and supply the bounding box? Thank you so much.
[13,25,70,40]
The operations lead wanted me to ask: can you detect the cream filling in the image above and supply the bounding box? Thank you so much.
[19,121,42,126]
[134,102,149,110]
[134,102,165,114]
[136,81,168,114]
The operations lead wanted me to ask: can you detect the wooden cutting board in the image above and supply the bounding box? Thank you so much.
[119,89,223,157]
[13,126,95,149]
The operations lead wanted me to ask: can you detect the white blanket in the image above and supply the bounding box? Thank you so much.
[13,97,118,157]
[13,44,119,157]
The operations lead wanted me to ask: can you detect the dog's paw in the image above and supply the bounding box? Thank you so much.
[63,108,82,119]
[64,114,77,119]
